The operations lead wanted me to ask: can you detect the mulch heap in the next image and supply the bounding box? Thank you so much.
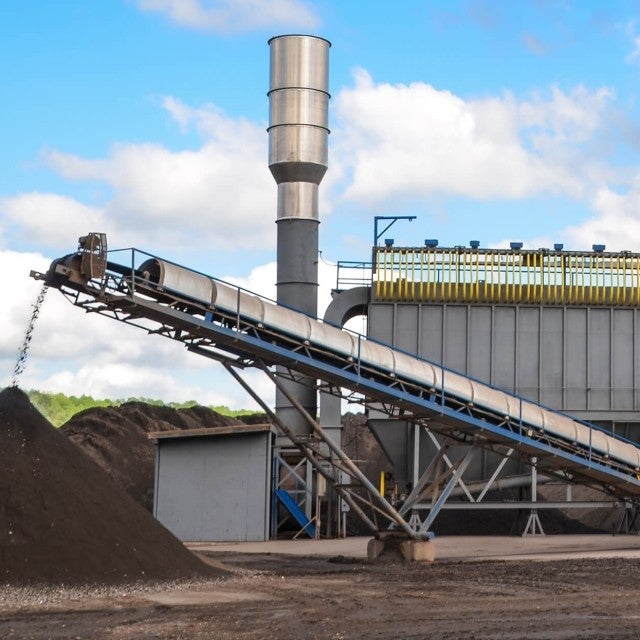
[0,387,223,586]
[62,402,261,511]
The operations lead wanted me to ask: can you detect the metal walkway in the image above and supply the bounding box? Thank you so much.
[34,243,640,539]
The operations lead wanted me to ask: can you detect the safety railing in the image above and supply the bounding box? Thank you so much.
[335,260,372,291]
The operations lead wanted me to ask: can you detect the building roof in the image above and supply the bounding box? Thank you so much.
[148,423,273,441]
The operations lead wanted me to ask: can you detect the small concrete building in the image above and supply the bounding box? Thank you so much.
[151,425,274,542]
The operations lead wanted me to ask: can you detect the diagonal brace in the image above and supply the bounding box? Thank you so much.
[418,444,480,534]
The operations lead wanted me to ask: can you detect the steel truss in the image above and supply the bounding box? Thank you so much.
[33,247,640,539]
[272,452,316,538]
[395,430,629,535]
[618,505,640,534]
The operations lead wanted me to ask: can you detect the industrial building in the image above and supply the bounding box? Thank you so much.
[33,35,640,555]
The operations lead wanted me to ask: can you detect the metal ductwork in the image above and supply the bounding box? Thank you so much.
[268,34,330,434]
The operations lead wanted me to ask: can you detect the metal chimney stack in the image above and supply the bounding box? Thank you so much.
[268,35,330,433]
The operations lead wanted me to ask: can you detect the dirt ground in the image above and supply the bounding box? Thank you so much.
[4,388,640,638]
[3,549,640,640]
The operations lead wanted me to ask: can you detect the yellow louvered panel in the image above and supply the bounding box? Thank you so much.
[373,247,640,306]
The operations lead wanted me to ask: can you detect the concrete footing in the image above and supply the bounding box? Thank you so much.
[400,538,435,561]
[366,538,386,560]
[367,532,435,562]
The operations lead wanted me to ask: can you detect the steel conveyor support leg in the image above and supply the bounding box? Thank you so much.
[522,456,545,536]
[259,364,421,539]
[223,363,379,533]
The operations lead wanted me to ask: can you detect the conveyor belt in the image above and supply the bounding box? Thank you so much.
[33,247,640,507]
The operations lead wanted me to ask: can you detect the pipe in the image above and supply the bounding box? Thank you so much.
[447,473,553,498]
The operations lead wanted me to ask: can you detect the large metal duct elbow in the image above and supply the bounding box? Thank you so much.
[268,34,330,433]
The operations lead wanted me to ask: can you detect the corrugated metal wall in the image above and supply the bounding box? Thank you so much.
[368,303,640,423]
[154,432,272,542]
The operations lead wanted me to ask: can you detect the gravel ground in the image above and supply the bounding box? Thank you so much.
[3,552,640,639]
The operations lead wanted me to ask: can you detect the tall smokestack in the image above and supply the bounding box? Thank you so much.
[268,35,330,432]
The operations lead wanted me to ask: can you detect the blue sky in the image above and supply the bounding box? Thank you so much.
[3,0,640,408]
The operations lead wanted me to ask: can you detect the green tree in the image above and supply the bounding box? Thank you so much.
[26,390,261,427]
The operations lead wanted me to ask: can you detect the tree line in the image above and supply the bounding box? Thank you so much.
[26,389,257,428]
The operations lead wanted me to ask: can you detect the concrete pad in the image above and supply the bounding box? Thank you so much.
[189,538,367,557]
[190,534,640,563]
[434,534,640,561]
[145,589,271,606]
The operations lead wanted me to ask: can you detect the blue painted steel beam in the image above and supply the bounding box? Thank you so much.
[81,287,640,499]
[46,260,640,502]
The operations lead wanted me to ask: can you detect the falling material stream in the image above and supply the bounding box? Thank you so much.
[11,284,48,387]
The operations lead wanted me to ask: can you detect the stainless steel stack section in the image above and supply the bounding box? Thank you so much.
[268,34,330,211]
[138,258,640,471]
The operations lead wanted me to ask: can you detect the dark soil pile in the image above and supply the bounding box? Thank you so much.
[0,387,222,585]
[538,483,623,534]
[62,402,262,511]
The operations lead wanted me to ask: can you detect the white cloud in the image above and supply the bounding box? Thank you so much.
[162,96,261,141]
[562,181,640,252]
[518,85,614,148]
[494,174,640,254]
[333,69,615,206]
[135,0,320,33]
[11,78,618,268]
[224,260,276,299]
[0,193,107,252]
[625,34,640,65]
[38,99,275,252]
[35,359,249,407]
[0,250,51,362]
[223,254,339,317]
